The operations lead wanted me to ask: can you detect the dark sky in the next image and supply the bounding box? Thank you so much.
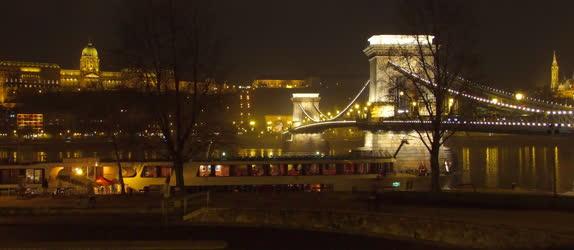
[1,0,573,94]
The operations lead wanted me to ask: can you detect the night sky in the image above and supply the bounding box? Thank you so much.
[1,0,574,96]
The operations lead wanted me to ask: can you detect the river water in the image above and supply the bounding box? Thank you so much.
[244,132,574,194]
[1,133,573,193]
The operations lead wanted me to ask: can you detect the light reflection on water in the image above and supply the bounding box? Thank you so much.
[284,133,574,193]
[454,143,571,193]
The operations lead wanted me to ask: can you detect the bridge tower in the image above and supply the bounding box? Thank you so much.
[287,93,327,156]
[363,35,434,118]
[291,93,321,127]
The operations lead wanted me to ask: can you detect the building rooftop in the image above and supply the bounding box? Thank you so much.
[0,61,60,69]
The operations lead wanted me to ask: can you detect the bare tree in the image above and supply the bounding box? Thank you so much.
[119,0,222,192]
[391,0,478,192]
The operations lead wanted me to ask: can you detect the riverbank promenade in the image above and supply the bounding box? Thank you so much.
[1,191,574,249]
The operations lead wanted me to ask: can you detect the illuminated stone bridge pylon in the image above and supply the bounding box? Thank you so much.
[363,35,434,118]
[291,93,321,127]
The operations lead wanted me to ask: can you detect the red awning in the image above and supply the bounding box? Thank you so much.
[95,176,114,186]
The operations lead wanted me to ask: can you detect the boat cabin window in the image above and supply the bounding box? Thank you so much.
[287,164,300,176]
[141,166,171,178]
[269,165,284,176]
[199,165,210,176]
[198,165,230,177]
[26,169,43,184]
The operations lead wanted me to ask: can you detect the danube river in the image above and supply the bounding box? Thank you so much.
[1,133,573,193]
[241,133,574,194]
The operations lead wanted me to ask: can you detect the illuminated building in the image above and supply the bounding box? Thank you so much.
[0,42,123,98]
[59,42,123,90]
[0,61,60,97]
[0,42,233,101]
[238,85,253,132]
[550,51,574,99]
[252,79,311,89]
[16,113,43,132]
[264,115,292,133]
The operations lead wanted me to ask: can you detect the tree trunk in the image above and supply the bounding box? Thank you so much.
[174,158,185,193]
[430,144,441,193]
[112,137,126,195]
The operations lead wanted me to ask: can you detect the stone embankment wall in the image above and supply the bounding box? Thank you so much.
[187,208,574,249]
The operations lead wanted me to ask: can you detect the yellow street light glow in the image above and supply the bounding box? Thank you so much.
[73,167,84,176]
[249,121,256,126]
[515,93,524,101]
[354,104,360,109]
[411,101,418,106]
[491,98,498,104]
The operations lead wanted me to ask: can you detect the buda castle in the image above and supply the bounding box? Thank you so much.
[0,43,126,102]
[0,42,233,105]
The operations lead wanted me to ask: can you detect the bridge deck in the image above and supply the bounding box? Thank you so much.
[290,120,574,135]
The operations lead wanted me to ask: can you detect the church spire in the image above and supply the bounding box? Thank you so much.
[551,50,559,90]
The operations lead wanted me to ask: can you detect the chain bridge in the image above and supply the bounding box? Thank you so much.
[287,35,574,136]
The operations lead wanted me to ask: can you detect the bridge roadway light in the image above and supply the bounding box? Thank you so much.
[515,93,524,101]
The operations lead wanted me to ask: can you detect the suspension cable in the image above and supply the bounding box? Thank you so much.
[297,79,371,123]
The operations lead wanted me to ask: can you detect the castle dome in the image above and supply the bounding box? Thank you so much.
[80,42,100,78]
[81,43,98,58]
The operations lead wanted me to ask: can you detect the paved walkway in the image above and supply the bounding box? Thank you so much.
[206,192,574,235]
[1,192,574,236]
[0,194,161,209]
